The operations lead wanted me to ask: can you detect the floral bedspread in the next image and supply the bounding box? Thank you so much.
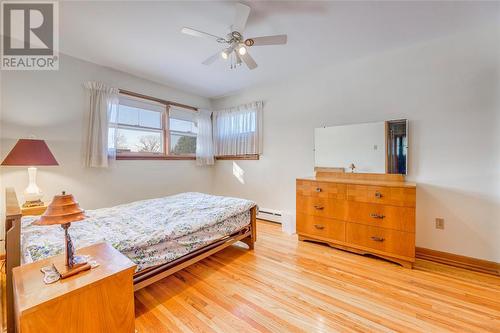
[21,192,256,270]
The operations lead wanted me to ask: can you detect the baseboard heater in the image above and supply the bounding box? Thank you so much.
[257,208,282,223]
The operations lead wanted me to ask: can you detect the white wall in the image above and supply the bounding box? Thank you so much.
[212,26,500,262]
[0,54,214,214]
[1,27,498,263]
[315,122,386,173]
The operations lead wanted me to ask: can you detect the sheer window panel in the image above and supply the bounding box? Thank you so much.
[213,101,263,156]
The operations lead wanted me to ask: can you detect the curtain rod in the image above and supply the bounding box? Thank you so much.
[119,89,198,112]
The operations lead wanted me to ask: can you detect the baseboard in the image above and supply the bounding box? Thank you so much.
[416,247,499,276]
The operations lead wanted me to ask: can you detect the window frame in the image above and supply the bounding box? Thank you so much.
[114,90,198,160]
[168,108,199,156]
[114,90,260,161]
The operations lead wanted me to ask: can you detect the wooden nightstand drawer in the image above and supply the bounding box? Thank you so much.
[346,223,415,258]
[13,243,136,333]
[346,201,415,232]
[296,180,347,199]
[347,185,416,207]
[296,214,345,242]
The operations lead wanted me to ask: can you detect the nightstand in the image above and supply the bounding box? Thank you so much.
[21,204,47,216]
[12,243,136,332]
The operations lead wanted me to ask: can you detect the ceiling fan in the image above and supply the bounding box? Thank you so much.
[181,3,287,70]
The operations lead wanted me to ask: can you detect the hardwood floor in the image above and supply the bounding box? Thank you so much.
[1,221,498,332]
[134,221,500,333]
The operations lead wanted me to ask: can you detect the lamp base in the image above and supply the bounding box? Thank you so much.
[54,256,91,279]
[22,200,44,208]
[58,224,92,279]
[54,259,91,279]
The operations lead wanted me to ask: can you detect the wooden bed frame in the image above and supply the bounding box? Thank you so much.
[3,188,257,332]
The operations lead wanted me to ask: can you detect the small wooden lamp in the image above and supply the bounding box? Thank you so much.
[34,191,91,279]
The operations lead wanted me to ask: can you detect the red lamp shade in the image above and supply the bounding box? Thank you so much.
[1,139,58,166]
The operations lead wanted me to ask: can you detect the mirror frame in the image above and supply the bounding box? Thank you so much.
[314,119,408,175]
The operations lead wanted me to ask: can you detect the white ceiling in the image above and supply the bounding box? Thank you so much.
[59,1,500,98]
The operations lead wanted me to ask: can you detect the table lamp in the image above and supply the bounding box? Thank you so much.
[34,191,91,279]
[1,139,58,207]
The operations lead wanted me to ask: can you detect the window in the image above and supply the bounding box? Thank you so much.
[169,106,197,155]
[109,92,198,159]
[213,101,262,159]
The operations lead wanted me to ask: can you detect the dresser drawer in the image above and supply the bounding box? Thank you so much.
[346,223,415,258]
[297,214,345,242]
[346,201,415,232]
[296,196,347,219]
[347,185,415,207]
[296,180,347,199]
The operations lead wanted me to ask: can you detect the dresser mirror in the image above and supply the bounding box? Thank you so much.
[314,119,408,174]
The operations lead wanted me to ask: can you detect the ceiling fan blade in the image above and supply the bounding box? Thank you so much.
[202,45,236,66]
[234,51,243,66]
[232,3,251,32]
[245,35,287,46]
[202,52,221,66]
[240,51,258,70]
[181,27,224,42]
[226,44,236,54]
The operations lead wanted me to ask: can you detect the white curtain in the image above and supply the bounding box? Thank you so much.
[83,81,119,168]
[213,101,263,156]
[195,109,214,166]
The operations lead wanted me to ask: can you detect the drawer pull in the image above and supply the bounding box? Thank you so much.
[374,192,383,199]
[370,213,385,219]
[313,205,324,210]
[370,236,385,242]
[315,187,322,193]
[314,224,325,230]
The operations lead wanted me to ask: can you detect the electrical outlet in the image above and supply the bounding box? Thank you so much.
[435,218,445,230]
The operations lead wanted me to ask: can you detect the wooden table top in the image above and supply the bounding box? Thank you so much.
[13,242,136,314]
[297,176,417,188]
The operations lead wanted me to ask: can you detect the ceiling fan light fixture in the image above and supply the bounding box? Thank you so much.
[183,3,287,70]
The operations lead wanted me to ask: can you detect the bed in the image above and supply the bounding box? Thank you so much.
[4,189,257,331]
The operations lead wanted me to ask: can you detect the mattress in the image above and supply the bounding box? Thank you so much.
[21,192,255,271]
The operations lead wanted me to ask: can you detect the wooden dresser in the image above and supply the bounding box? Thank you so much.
[296,172,416,268]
